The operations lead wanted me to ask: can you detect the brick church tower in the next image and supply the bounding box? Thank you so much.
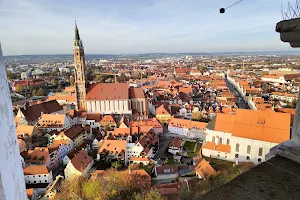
[73,21,86,110]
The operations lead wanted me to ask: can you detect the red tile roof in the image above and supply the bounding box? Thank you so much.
[195,159,217,179]
[24,165,49,175]
[86,113,102,122]
[70,150,93,172]
[212,109,291,143]
[129,87,146,99]
[61,126,84,141]
[86,83,129,100]
[156,104,171,115]
[20,100,62,122]
[202,142,231,153]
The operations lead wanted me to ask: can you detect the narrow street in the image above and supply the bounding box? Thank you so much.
[225,77,250,109]
[154,135,173,159]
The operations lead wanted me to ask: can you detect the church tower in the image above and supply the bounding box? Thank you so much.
[73,21,86,110]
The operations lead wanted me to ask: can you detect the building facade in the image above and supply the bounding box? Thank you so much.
[202,109,291,164]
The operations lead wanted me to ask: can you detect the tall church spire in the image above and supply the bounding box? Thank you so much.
[74,20,82,47]
[73,21,86,110]
[75,20,80,41]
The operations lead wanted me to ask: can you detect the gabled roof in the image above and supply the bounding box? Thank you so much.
[86,113,102,122]
[155,165,178,175]
[169,117,208,130]
[16,125,35,136]
[195,159,216,179]
[209,109,291,143]
[38,113,67,128]
[62,126,84,140]
[86,83,129,100]
[156,104,171,115]
[24,165,49,175]
[202,142,231,153]
[20,100,62,122]
[98,140,127,155]
[101,115,116,124]
[47,94,76,103]
[70,150,93,172]
[129,118,163,128]
[129,87,146,99]
[23,147,49,164]
[168,137,182,149]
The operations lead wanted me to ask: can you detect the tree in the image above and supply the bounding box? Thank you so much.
[119,73,126,82]
[144,189,166,200]
[55,170,162,200]
[199,66,206,73]
[112,161,123,170]
[37,88,45,96]
[70,76,75,86]
[32,89,38,96]
[51,79,58,85]
[94,75,103,82]
[192,111,202,121]
[7,70,15,80]
[180,184,194,200]
[291,99,297,108]
[57,84,62,92]
[104,124,110,131]
[15,85,25,93]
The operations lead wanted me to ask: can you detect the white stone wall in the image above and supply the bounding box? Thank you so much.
[168,126,189,136]
[0,43,27,200]
[204,129,279,165]
[24,171,53,185]
[127,143,144,158]
[86,100,132,114]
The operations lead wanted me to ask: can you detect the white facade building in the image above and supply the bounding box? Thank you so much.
[23,166,53,185]
[168,117,207,139]
[85,83,148,116]
[64,150,93,181]
[202,109,291,165]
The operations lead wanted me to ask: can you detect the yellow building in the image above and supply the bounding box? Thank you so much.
[155,104,171,125]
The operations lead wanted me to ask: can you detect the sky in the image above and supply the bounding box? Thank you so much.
[0,0,296,55]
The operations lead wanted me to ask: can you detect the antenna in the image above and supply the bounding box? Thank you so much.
[220,0,244,13]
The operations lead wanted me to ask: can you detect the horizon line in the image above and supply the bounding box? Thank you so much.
[4,50,300,57]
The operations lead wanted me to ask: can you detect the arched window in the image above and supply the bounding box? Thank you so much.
[219,138,223,144]
[227,139,230,145]
[212,136,215,143]
[258,147,263,156]
[247,145,251,154]
[236,143,239,152]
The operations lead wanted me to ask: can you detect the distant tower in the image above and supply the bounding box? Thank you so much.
[73,21,86,110]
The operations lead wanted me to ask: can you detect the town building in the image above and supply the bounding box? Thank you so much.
[15,100,63,125]
[23,165,53,192]
[64,150,93,180]
[195,158,217,180]
[168,137,183,155]
[97,140,127,163]
[154,165,179,179]
[54,126,86,148]
[26,188,39,200]
[168,117,207,139]
[38,113,73,133]
[155,104,171,125]
[72,24,148,117]
[202,109,291,164]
